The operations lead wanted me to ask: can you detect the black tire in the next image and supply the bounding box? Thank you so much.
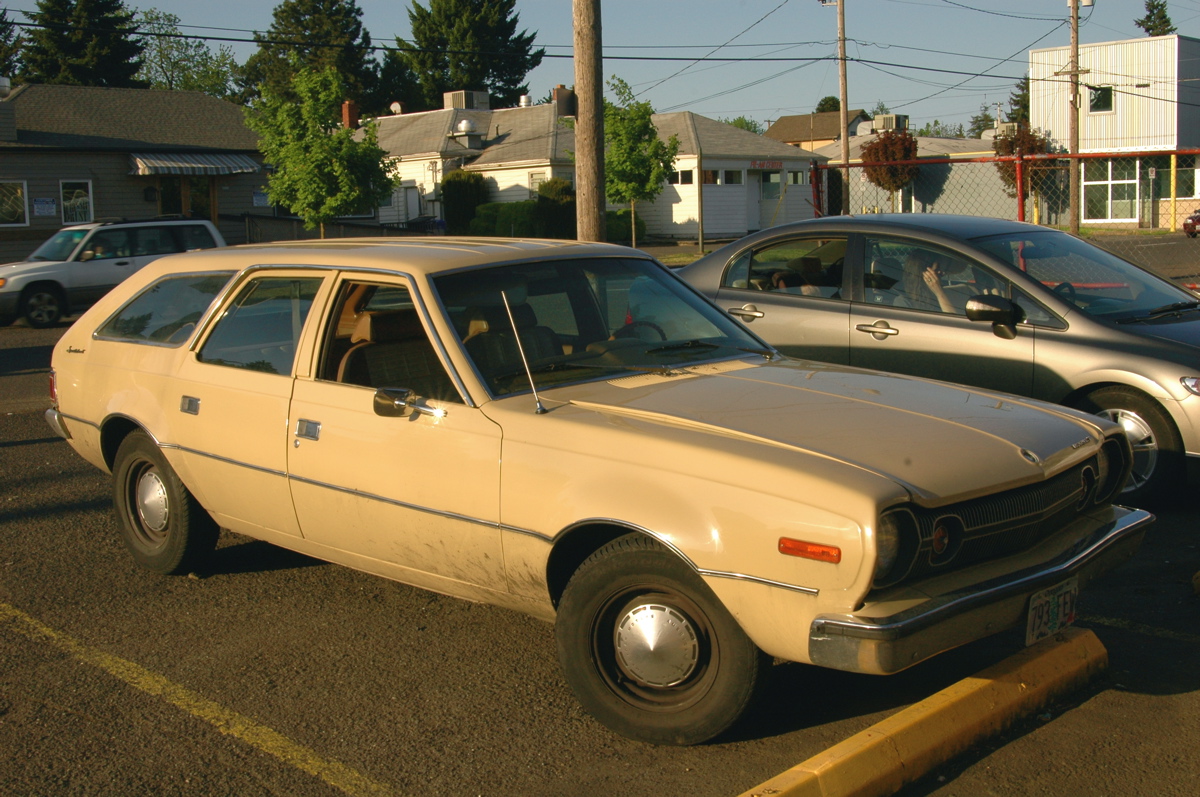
[20,285,64,329]
[112,431,218,574]
[0,314,15,327]
[1075,386,1183,504]
[555,534,768,745]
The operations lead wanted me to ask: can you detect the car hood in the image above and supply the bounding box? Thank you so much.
[1121,311,1200,348]
[551,357,1108,504]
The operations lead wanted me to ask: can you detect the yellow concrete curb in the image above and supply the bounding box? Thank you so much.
[739,627,1108,797]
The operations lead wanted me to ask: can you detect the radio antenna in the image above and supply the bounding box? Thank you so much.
[500,290,547,414]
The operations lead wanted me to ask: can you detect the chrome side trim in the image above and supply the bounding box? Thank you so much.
[59,412,98,431]
[287,472,504,530]
[159,444,287,478]
[696,568,821,596]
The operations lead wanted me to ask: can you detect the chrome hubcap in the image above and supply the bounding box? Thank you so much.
[27,293,59,324]
[614,603,699,687]
[1097,408,1157,491]
[135,469,169,533]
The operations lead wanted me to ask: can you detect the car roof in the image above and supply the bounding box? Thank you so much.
[771,213,1037,239]
[143,237,647,279]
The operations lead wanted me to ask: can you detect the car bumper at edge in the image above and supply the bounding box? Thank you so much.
[808,505,1153,675]
[45,407,72,440]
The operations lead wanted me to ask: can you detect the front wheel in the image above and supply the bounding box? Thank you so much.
[112,431,218,574]
[556,534,768,745]
[20,285,64,328]
[1075,386,1183,505]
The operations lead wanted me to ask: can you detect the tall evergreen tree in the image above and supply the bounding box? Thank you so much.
[21,0,146,87]
[390,0,544,111]
[967,104,996,139]
[1008,74,1030,126]
[137,9,239,98]
[1,8,23,77]
[240,0,376,109]
[1135,1,1176,36]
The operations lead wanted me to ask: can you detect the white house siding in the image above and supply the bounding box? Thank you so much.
[379,158,441,225]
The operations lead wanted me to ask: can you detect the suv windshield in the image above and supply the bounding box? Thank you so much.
[973,230,1198,322]
[28,228,89,261]
[435,257,770,397]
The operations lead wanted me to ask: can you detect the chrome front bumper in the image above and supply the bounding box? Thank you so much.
[808,505,1153,675]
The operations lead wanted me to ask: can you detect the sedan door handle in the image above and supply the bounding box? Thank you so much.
[295,419,321,441]
[727,304,765,320]
[856,321,900,339]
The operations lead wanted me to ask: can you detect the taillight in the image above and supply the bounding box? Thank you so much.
[48,369,57,404]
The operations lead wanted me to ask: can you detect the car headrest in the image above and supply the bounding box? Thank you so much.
[351,310,424,344]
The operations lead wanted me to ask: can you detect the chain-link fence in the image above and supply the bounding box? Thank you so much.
[812,149,1200,291]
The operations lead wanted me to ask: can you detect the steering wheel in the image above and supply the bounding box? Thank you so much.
[612,320,667,341]
[1053,281,1077,303]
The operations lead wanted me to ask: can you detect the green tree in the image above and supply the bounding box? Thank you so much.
[603,77,678,248]
[871,100,890,117]
[718,116,764,135]
[390,0,544,112]
[967,104,996,139]
[0,8,22,76]
[860,129,919,211]
[240,0,376,109]
[136,9,239,98]
[815,95,840,113]
[1008,74,1030,126]
[21,0,147,87]
[245,65,395,236]
[914,119,964,138]
[1135,1,1176,36]
[441,169,489,235]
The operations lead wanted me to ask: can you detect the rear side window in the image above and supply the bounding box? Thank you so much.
[95,272,234,345]
[135,226,183,256]
[198,277,323,375]
[177,224,217,251]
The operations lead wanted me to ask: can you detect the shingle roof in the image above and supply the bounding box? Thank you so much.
[764,110,868,144]
[653,112,823,160]
[0,83,259,151]
[813,134,995,161]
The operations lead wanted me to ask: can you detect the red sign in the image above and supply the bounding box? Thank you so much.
[751,160,784,169]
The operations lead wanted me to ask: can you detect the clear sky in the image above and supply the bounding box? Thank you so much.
[42,0,1200,128]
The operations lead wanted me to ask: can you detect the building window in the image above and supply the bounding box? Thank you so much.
[0,180,28,226]
[1088,85,1114,114]
[1083,157,1137,222]
[667,170,694,185]
[788,171,806,185]
[60,180,93,224]
[159,176,214,220]
[761,171,781,200]
[723,170,743,185]
[530,171,546,194]
[702,170,720,185]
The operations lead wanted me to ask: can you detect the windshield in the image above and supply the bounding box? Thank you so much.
[28,228,89,262]
[434,257,770,397]
[972,230,1197,322]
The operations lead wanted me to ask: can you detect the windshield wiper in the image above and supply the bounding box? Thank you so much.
[644,339,721,355]
[1118,300,1200,323]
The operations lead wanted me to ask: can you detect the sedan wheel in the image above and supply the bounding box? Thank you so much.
[113,431,218,574]
[1076,386,1182,504]
[21,287,64,328]
[556,534,768,745]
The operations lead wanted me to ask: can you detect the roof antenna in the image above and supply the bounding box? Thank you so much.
[501,289,547,414]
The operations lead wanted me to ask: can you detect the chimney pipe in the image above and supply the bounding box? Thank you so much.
[342,100,360,129]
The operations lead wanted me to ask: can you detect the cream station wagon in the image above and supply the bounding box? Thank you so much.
[46,238,1152,745]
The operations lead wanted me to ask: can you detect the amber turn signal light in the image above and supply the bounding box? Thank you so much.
[778,537,841,563]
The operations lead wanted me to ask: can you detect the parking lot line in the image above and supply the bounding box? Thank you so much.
[738,627,1108,797]
[0,602,394,797]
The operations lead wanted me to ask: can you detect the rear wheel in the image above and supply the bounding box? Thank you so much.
[112,431,218,574]
[20,285,64,328]
[1075,386,1182,504]
[556,534,768,745]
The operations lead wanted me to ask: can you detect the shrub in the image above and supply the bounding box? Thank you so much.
[605,209,646,245]
[442,170,489,235]
[536,178,576,239]
[469,201,538,237]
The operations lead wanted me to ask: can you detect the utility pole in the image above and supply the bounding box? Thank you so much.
[837,0,850,215]
[1067,0,1087,235]
[574,0,605,242]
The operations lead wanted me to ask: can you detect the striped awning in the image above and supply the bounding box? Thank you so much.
[129,152,261,176]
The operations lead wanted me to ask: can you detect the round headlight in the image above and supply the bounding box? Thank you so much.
[873,509,918,589]
[876,513,900,576]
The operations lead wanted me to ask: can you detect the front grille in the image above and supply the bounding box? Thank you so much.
[900,455,1102,584]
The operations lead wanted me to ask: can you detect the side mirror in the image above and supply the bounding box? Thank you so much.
[78,250,95,262]
[373,387,445,418]
[965,295,1022,340]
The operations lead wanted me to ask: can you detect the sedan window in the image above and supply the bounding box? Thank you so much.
[721,237,846,297]
[864,237,1005,316]
[95,271,233,345]
[197,276,322,375]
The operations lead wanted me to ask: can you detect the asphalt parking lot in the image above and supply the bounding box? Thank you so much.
[2,314,1198,796]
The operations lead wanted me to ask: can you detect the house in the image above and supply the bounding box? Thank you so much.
[372,88,826,240]
[814,133,1010,217]
[764,109,871,152]
[0,82,265,263]
[1030,33,1200,227]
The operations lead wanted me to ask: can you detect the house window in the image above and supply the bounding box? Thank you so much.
[702,170,720,185]
[1088,85,1114,114]
[60,180,93,224]
[1083,158,1138,222]
[667,170,694,185]
[788,171,806,185]
[530,171,546,194]
[0,180,28,226]
[723,170,743,185]
[761,171,781,200]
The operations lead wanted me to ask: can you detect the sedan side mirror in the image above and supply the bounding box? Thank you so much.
[965,295,1022,340]
[373,387,446,419]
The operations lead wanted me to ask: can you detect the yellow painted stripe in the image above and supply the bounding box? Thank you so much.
[0,602,394,797]
[1080,614,1200,645]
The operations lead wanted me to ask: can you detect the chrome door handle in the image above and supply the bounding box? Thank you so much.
[727,305,764,319]
[856,321,899,339]
[295,419,321,441]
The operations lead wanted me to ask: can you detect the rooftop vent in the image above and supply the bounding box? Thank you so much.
[444,90,490,110]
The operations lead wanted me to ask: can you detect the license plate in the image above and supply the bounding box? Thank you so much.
[1025,577,1079,646]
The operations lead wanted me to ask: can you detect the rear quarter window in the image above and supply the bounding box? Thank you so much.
[95,272,234,345]
[177,224,218,250]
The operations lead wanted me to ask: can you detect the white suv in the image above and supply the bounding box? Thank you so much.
[0,218,226,328]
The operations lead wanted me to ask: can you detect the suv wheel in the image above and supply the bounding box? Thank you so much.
[20,285,64,328]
